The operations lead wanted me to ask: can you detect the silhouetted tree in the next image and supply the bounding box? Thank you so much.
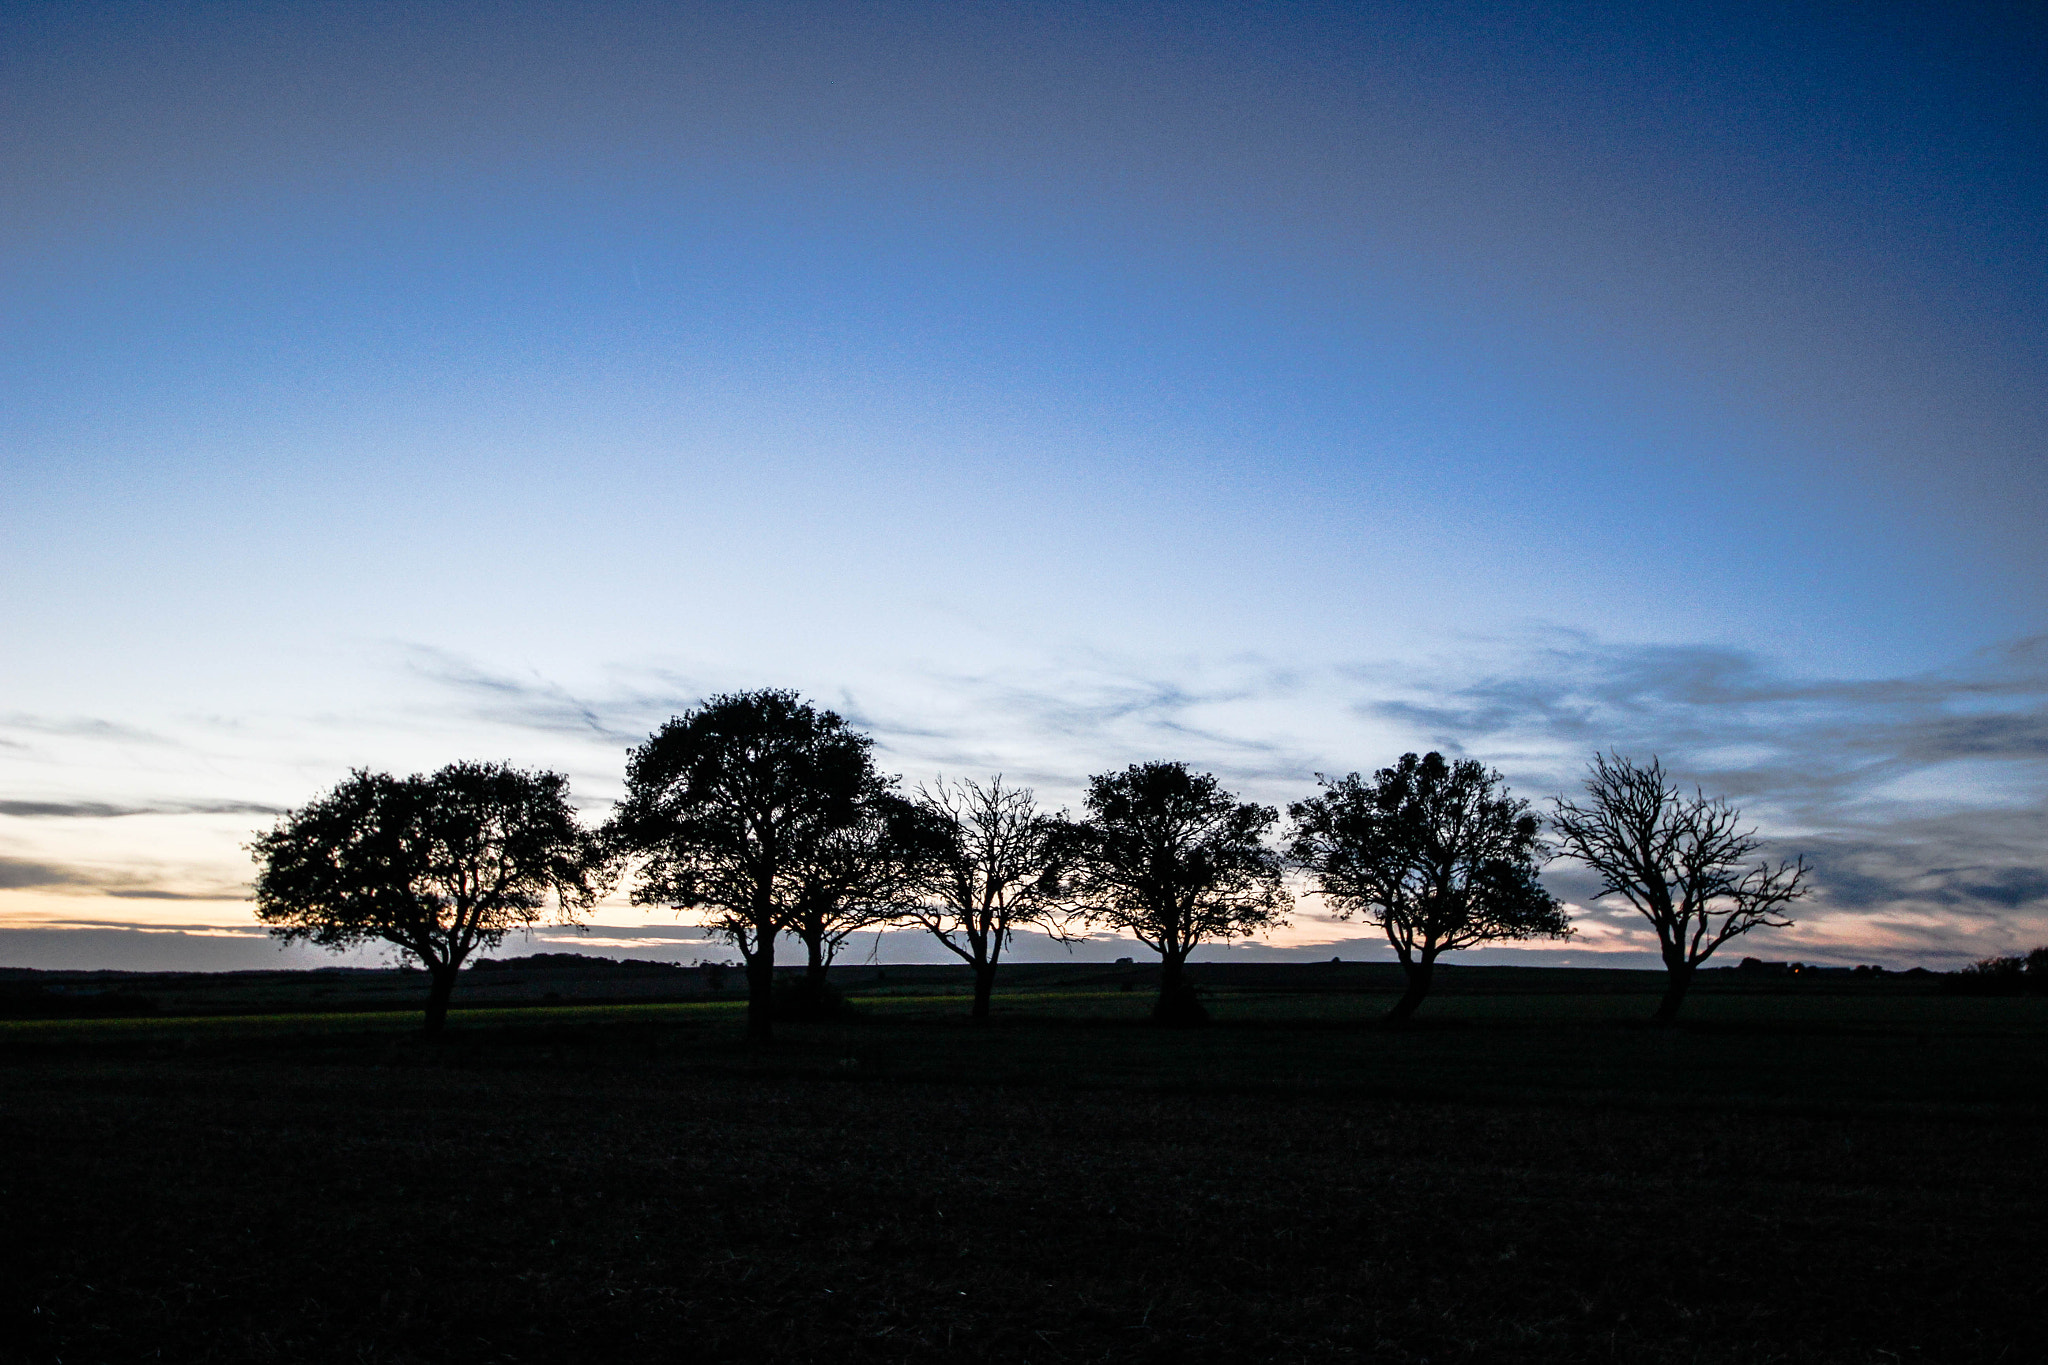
[1287,752,1567,1024]
[606,690,885,1041]
[784,791,931,1005]
[250,763,605,1034]
[1552,753,1808,1024]
[901,776,1066,1020]
[1052,762,1288,1024]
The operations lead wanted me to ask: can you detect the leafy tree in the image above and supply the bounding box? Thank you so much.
[1287,752,1567,1023]
[900,776,1066,1020]
[781,791,931,1014]
[606,690,885,1041]
[1052,762,1288,1024]
[1551,753,1808,1023]
[250,762,605,1034]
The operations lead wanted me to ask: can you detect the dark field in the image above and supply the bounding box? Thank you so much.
[2,967,2043,1363]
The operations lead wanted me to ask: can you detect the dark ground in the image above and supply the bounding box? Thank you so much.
[1,967,2042,1364]
[0,957,1948,1018]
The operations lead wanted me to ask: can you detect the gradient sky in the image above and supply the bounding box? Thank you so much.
[4,0,2044,971]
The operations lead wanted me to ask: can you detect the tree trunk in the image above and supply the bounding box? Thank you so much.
[1384,955,1435,1025]
[1154,950,1204,1025]
[1652,961,1695,1025]
[745,940,776,1043]
[422,965,458,1037]
[971,961,997,1021]
[804,933,828,990]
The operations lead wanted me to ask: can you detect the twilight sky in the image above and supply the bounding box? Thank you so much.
[3,0,2044,971]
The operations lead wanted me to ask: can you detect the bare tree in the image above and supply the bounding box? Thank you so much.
[1052,762,1289,1024]
[1288,752,1568,1023]
[901,776,1065,1020]
[250,763,606,1034]
[1552,753,1808,1024]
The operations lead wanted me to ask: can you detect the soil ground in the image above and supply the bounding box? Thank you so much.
[2,966,2041,1363]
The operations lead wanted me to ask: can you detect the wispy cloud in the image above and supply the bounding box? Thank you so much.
[1362,631,2048,803]
[0,854,246,901]
[0,714,175,745]
[0,856,83,891]
[397,644,700,747]
[839,655,1322,796]
[8,918,271,935]
[0,799,284,819]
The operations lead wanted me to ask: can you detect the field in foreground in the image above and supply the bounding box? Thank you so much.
[2,974,2043,1364]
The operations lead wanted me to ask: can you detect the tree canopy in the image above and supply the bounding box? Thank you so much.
[606,689,887,1040]
[249,762,605,1033]
[1287,752,1567,1022]
[1053,762,1288,1023]
[781,790,933,1013]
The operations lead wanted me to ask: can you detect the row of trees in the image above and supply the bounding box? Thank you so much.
[251,689,1810,1035]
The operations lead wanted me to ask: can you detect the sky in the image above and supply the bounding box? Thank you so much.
[3,0,2044,972]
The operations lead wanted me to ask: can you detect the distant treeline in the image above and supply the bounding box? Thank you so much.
[245,688,1876,1036]
[468,953,690,975]
[1948,948,2048,996]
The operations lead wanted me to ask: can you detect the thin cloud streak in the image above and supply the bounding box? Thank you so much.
[398,645,690,747]
[0,854,248,902]
[0,714,177,746]
[0,857,80,891]
[0,800,284,819]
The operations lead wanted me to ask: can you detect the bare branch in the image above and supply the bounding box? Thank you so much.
[1552,753,1810,1022]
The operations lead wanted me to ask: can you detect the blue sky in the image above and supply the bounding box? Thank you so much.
[3,0,2044,970]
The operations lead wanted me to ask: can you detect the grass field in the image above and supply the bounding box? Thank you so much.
[3,970,2043,1363]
